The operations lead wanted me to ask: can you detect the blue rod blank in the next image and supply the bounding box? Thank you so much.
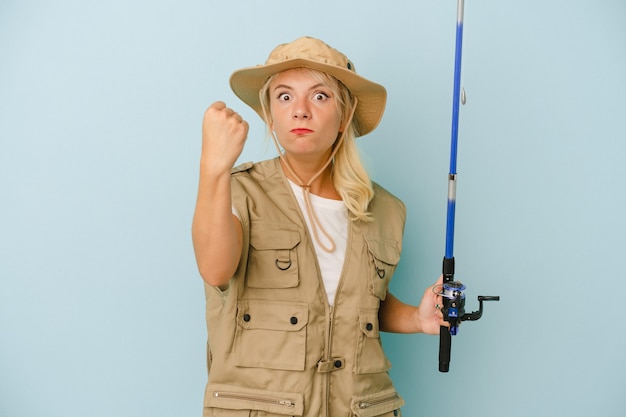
[444,0,465,261]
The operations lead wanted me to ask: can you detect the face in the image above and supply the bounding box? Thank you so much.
[268,68,343,162]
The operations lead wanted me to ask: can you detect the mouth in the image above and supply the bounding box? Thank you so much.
[290,128,314,135]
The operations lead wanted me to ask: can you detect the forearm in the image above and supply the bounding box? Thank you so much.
[192,166,242,287]
[379,283,445,335]
[378,292,422,334]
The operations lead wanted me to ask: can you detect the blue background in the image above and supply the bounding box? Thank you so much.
[1,1,625,416]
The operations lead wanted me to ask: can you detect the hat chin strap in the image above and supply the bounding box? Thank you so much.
[266,98,358,253]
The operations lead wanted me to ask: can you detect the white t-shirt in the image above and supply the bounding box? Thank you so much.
[288,180,348,306]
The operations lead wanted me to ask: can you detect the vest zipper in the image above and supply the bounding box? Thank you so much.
[357,393,399,409]
[326,305,335,358]
[212,391,296,408]
[324,305,334,417]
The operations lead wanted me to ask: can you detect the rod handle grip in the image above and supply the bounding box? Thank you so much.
[439,325,451,372]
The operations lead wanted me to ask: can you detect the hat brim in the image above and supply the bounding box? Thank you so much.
[229,58,386,137]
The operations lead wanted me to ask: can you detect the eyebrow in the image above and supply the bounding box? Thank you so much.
[272,83,327,92]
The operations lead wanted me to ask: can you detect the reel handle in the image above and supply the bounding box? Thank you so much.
[461,295,501,322]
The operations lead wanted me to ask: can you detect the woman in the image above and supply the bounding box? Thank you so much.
[192,36,445,417]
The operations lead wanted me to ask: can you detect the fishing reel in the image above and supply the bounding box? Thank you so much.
[437,257,500,372]
[439,281,500,335]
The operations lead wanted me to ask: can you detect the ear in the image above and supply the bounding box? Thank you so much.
[263,111,274,131]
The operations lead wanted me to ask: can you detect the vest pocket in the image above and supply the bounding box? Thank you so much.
[349,387,404,417]
[235,300,308,371]
[354,309,391,374]
[248,222,301,289]
[205,382,304,416]
[365,238,401,300]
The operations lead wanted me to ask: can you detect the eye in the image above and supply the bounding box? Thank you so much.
[277,92,291,102]
[313,92,330,101]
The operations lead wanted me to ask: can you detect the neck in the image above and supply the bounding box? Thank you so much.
[280,155,340,200]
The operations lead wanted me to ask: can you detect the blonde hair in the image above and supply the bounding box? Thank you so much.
[259,68,374,222]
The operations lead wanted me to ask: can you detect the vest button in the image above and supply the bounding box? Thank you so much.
[334,360,342,368]
[243,313,251,322]
[366,323,373,331]
[290,316,298,325]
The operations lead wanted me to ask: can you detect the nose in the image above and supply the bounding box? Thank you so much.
[292,98,310,119]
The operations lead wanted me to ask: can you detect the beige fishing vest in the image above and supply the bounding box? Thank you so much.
[203,158,407,417]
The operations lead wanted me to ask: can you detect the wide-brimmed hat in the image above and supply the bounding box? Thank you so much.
[229,36,387,137]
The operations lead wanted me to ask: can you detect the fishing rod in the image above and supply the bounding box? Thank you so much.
[438,0,500,373]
